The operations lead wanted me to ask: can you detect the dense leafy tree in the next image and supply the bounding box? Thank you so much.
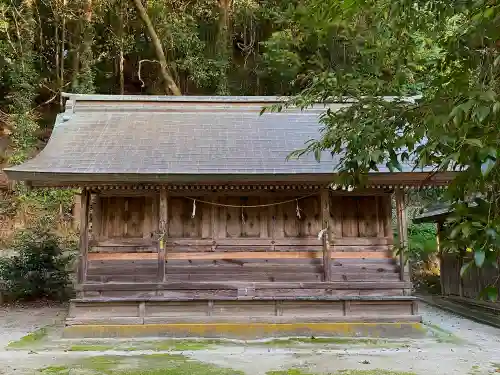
[277,0,500,299]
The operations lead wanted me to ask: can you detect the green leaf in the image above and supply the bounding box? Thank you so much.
[461,223,471,238]
[464,138,483,148]
[474,106,490,122]
[486,287,498,302]
[493,102,500,113]
[460,260,473,278]
[474,250,485,267]
[480,286,499,302]
[481,158,496,177]
[314,148,322,162]
[486,228,497,240]
[449,226,461,239]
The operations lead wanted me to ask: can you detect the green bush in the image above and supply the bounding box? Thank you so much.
[408,223,438,262]
[406,222,440,293]
[0,223,76,302]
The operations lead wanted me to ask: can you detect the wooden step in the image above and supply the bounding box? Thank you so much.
[78,281,412,291]
[67,296,420,328]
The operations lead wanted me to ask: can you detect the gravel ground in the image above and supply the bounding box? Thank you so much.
[0,302,499,375]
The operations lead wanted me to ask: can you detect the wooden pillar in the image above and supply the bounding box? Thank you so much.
[395,188,409,282]
[158,189,168,282]
[77,189,90,284]
[321,189,332,281]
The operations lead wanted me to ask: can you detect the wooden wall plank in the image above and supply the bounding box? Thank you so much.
[329,195,343,238]
[143,196,153,239]
[242,196,261,238]
[395,189,409,281]
[168,198,184,238]
[211,198,218,240]
[321,190,332,281]
[159,190,168,282]
[127,197,145,237]
[299,195,322,237]
[260,197,269,238]
[218,198,227,239]
[358,196,378,237]
[164,237,391,246]
[78,190,91,284]
[225,197,242,238]
[88,251,391,261]
[342,197,359,237]
[384,195,393,238]
[91,194,101,241]
[152,194,159,233]
[283,201,299,237]
[183,198,202,238]
[201,200,212,239]
[274,203,285,239]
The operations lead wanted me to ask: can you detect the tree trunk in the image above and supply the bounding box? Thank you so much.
[79,0,94,93]
[70,1,81,92]
[118,0,125,95]
[131,0,181,95]
[60,0,66,104]
[216,0,232,95]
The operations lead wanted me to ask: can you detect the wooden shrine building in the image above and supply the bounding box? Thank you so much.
[4,94,453,338]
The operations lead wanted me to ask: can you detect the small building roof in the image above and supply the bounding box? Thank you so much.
[412,204,452,224]
[3,94,452,187]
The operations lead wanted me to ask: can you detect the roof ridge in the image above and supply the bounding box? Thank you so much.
[61,93,289,103]
[61,93,422,104]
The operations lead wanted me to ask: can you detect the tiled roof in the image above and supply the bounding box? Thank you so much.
[3,94,429,184]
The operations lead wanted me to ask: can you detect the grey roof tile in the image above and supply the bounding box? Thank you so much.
[4,96,427,182]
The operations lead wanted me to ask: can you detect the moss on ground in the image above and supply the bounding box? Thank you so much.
[67,339,221,352]
[7,327,48,349]
[259,337,392,347]
[38,366,70,375]
[63,337,406,352]
[68,344,116,352]
[39,354,244,375]
[266,371,416,375]
[336,371,416,375]
[424,323,463,344]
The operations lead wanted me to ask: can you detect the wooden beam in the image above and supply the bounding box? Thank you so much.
[77,190,91,284]
[158,189,168,282]
[87,251,392,261]
[321,189,332,281]
[79,281,414,291]
[164,237,392,246]
[395,188,409,282]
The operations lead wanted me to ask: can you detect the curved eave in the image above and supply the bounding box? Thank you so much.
[3,170,457,188]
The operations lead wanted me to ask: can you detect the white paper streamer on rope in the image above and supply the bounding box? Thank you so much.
[317,228,327,240]
[191,199,196,218]
[184,192,318,209]
[296,199,302,219]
